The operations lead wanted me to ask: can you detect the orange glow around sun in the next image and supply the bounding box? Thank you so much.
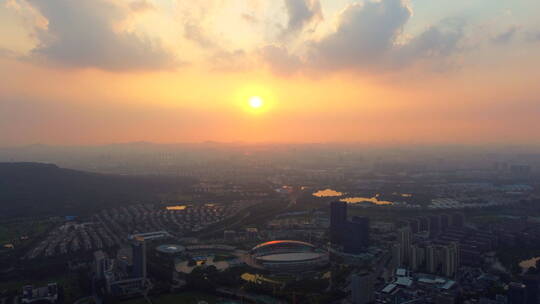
[234,84,274,114]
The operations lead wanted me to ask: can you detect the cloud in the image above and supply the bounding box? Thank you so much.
[26,0,177,71]
[522,30,540,43]
[304,0,464,72]
[391,22,464,70]
[183,22,217,49]
[129,0,155,13]
[241,13,258,25]
[258,45,302,75]
[283,0,322,36]
[491,26,519,45]
[210,49,252,72]
[0,48,19,58]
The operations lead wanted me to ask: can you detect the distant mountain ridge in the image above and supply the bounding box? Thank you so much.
[0,162,196,218]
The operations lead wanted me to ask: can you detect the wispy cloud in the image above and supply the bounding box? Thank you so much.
[491,26,520,45]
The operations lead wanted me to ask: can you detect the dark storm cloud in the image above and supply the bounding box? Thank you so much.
[27,0,177,71]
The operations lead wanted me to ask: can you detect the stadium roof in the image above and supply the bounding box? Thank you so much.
[252,240,315,251]
[257,252,325,262]
[156,244,185,254]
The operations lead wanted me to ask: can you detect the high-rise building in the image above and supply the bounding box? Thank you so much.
[415,245,427,271]
[419,217,429,232]
[410,245,419,271]
[442,243,459,278]
[246,228,258,241]
[392,243,402,269]
[94,250,108,279]
[426,245,437,274]
[344,216,370,254]
[429,215,441,237]
[408,218,420,233]
[131,239,147,279]
[451,213,465,228]
[508,282,527,304]
[330,201,347,245]
[440,214,450,231]
[352,273,374,304]
[523,275,540,304]
[420,243,460,276]
[398,227,412,266]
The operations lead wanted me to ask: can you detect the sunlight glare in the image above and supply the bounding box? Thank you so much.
[249,96,264,108]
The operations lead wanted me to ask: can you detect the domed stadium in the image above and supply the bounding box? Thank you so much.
[156,244,186,255]
[249,240,328,271]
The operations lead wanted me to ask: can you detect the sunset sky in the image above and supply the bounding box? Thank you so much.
[1,0,540,146]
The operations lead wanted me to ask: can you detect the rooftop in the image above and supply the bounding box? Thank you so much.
[257,252,325,262]
[382,284,397,293]
[252,240,315,251]
[156,244,185,254]
[395,277,413,287]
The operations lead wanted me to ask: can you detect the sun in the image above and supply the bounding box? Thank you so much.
[249,96,264,109]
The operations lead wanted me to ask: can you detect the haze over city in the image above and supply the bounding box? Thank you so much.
[1,0,540,146]
[3,1,540,304]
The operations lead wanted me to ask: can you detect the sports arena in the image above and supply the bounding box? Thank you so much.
[249,240,329,271]
[156,244,186,255]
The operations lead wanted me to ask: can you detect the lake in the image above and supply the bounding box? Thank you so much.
[166,205,187,210]
[312,189,344,197]
[340,195,394,205]
[312,188,394,205]
[520,256,540,272]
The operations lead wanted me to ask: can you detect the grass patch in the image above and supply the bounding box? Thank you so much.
[212,254,235,262]
[0,220,54,244]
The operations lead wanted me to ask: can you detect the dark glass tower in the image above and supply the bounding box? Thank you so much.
[131,239,147,279]
[508,282,527,304]
[344,216,370,254]
[524,275,540,304]
[330,201,347,245]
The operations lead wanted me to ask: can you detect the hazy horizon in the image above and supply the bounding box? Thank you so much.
[3,141,540,149]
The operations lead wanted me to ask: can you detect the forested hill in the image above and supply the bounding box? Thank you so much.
[0,162,196,218]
